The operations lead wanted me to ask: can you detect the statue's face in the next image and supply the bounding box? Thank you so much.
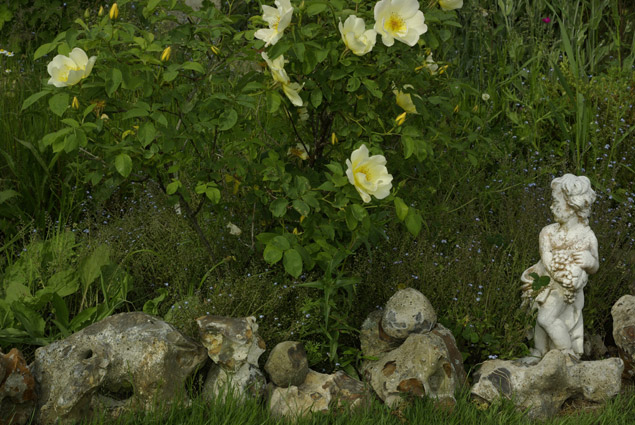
[550,188,575,224]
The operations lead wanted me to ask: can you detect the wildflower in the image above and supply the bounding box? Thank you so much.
[453,104,459,113]
[346,144,393,203]
[98,6,104,16]
[254,0,293,47]
[542,17,551,23]
[393,88,417,114]
[226,222,242,236]
[439,0,463,11]
[339,15,377,56]
[72,96,80,109]
[160,46,171,62]
[210,45,220,55]
[47,47,97,87]
[482,93,490,101]
[395,111,407,126]
[331,132,338,145]
[262,52,303,106]
[109,2,119,19]
[374,0,427,47]
[288,143,309,160]
[423,53,439,74]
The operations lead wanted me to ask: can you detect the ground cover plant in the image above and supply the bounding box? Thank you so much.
[0,0,634,423]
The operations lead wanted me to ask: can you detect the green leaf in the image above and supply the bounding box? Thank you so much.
[51,293,69,329]
[166,180,181,195]
[283,249,303,277]
[106,68,123,97]
[163,70,179,82]
[311,89,323,108]
[362,79,383,98]
[34,42,57,60]
[270,198,288,217]
[292,199,310,216]
[79,244,110,288]
[306,3,327,16]
[11,302,45,338]
[21,90,50,111]
[45,269,80,297]
[122,108,150,120]
[143,288,168,316]
[346,77,361,92]
[181,61,205,73]
[0,189,19,204]
[263,244,283,264]
[267,90,282,113]
[69,306,96,329]
[394,197,409,221]
[114,153,132,178]
[404,208,422,236]
[138,122,156,147]
[350,204,367,221]
[271,236,291,251]
[49,92,69,117]
[218,108,238,131]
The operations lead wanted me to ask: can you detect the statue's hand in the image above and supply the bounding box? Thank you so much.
[572,251,595,269]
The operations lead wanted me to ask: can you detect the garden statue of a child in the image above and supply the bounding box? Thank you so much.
[520,174,599,363]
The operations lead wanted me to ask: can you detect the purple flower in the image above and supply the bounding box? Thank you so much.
[542,17,551,23]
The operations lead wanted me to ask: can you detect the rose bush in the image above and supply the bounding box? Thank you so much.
[23,0,466,368]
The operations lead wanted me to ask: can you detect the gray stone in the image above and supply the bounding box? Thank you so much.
[471,350,624,420]
[381,288,436,340]
[583,333,608,359]
[363,331,461,407]
[612,295,635,379]
[197,315,266,399]
[360,310,401,358]
[268,370,370,418]
[0,349,36,425]
[203,363,266,401]
[32,312,208,425]
[264,341,309,387]
[196,315,266,372]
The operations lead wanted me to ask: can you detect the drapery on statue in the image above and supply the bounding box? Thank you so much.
[520,174,599,363]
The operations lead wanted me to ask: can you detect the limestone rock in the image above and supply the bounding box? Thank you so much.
[264,341,309,387]
[32,312,208,425]
[360,310,401,358]
[203,363,266,400]
[197,315,266,372]
[381,288,437,340]
[0,349,36,425]
[268,370,369,418]
[612,295,635,379]
[197,315,266,399]
[363,331,461,407]
[471,350,623,420]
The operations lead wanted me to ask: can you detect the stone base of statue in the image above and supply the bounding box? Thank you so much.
[470,350,623,420]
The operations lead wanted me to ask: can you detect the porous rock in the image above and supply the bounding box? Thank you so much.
[381,288,437,340]
[202,363,266,400]
[471,350,624,420]
[360,310,401,358]
[268,370,370,418]
[612,295,635,379]
[363,331,461,407]
[264,341,309,387]
[197,315,266,398]
[0,349,36,425]
[32,312,208,425]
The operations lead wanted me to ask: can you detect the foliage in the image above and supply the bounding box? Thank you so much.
[0,230,132,350]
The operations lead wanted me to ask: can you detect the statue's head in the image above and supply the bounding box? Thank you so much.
[550,174,596,224]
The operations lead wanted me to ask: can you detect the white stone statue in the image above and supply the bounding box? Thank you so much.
[521,174,599,362]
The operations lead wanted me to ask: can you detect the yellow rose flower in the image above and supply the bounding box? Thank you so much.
[47,48,97,88]
[254,0,293,47]
[338,15,377,56]
[346,144,393,203]
[439,0,463,11]
[393,88,417,114]
[374,0,428,47]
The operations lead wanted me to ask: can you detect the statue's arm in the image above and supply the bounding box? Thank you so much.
[538,226,554,276]
[573,231,599,274]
